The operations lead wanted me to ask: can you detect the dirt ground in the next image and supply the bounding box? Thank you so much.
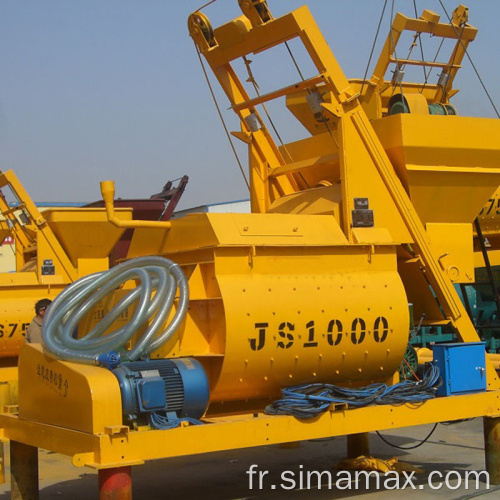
[0,419,497,499]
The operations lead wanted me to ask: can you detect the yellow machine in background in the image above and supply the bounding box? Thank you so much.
[478,189,500,268]
[0,170,131,405]
[2,2,500,498]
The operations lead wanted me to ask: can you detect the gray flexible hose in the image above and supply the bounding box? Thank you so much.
[42,256,189,366]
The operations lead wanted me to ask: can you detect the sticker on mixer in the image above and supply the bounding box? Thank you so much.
[36,363,68,397]
[248,317,389,351]
[479,198,500,216]
[0,322,31,338]
[140,370,160,378]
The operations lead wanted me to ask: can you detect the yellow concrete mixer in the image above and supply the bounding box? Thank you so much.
[0,170,131,406]
[0,171,186,408]
[2,2,500,498]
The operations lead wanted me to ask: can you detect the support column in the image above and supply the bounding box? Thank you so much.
[10,441,39,500]
[99,466,132,500]
[279,441,300,449]
[0,440,5,484]
[347,432,370,459]
[484,416,500,484]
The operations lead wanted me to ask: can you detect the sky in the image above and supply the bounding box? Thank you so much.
[0,0,498,209]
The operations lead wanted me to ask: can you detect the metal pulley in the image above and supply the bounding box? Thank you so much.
[188,12,216,50]
[239,0,272,26]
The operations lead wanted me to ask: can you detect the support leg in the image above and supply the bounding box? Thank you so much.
[484,416,500,484]
[347,432,370,459]
[10,441,39,500]
[0,440,5,484]
[99,466,132,500]
[279,441,300,449]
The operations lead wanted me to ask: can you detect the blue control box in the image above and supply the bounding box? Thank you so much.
[433,342,486,397]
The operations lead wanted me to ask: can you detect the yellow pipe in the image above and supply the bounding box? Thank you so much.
[417,348,500,371]
[100,181,171,230]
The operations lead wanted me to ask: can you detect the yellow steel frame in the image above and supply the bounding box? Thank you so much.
[0,171,133,407]
[189,2,500,388]
[0,170,133,285]
[2,3,500,495]
[0,170,77,282]
[1,390,499,469]
[371,10,476,101]
[356,7,477,119]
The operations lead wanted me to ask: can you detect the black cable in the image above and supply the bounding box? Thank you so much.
[194,44,250,190]
[359,0,389,97]
[265,363,441,418]
[194,0,217,12]
[285,41,305,82]
[376,423,438,450]
[440,418,475,426]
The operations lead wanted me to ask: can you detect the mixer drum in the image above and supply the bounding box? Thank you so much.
[213,268,409,401]
[168,245,411,403]
[140,213,410,404]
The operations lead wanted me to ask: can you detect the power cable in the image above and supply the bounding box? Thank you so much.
[265,363,441,419]
[440,418,475,426]
[376,423,438,450]
[149,412,203,430]
[377,417,476,450]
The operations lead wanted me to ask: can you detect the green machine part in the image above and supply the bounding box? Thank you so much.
[388,93,457,116]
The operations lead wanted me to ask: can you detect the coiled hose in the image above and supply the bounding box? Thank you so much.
[42,256,189,367]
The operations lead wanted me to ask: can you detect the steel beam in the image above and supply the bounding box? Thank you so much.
[347,432,370,459]
[10,441,38,500]
[484,416,500,484]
